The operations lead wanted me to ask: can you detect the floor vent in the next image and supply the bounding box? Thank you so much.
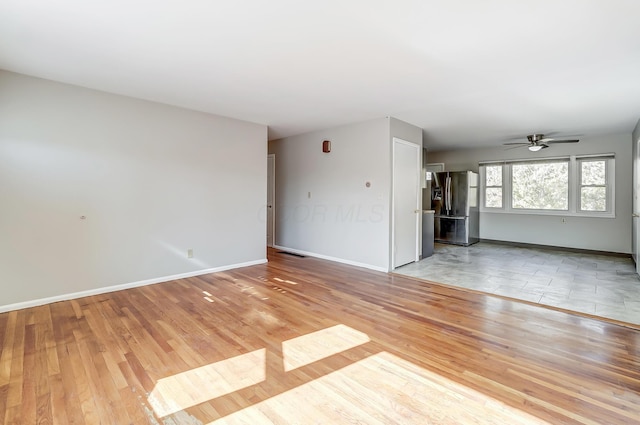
[277,251,306,258]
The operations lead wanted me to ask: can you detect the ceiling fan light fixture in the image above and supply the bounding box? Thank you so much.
[503,133,580,151]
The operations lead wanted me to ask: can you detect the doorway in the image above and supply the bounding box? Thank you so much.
[392,138,420,269]
[267,154,275,247]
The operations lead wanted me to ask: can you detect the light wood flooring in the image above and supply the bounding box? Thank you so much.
[1,249,639,424]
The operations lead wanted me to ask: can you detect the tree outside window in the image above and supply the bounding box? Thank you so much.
[484,165,502,208]
[480,155,613,217]
[511,161,568,210]
[579,160,607,212]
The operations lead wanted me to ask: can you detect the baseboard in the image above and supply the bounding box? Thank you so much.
[272,245,388,273]
[479,239,632,258]
[0,258,267,313]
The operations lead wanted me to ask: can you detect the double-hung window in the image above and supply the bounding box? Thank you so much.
[484,165,503,208]
[479,154,614,217]
[578,158,609,212]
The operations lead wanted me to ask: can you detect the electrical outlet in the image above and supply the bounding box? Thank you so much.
[187,249,194,258]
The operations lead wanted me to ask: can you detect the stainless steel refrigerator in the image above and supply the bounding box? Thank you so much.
[431,171,479,246]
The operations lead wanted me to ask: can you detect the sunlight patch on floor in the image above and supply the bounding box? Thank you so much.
[273,277,300,285]
[281,324,370,372]
[148,349,266,418]
[208,351,551,425]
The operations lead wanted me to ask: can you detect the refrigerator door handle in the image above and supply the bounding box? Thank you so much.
[446,176,452,212]
[445,177,448,212]
[444,176,449,214]
[444,176,447,212]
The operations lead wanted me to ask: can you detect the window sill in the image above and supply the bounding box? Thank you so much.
[480,209,616,219]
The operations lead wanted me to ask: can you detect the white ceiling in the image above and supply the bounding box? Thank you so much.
[1,0,640,150]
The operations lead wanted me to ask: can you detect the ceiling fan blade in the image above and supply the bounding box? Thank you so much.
[538,137,555,143]
[546,139,579,144]
[541,144,549,149]
[502,136,530,142]
[505,144,527,150]
[503,142,530,145]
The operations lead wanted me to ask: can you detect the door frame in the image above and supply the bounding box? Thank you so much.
[391,138,421,270]
[634,137,640,274]
[267,154,275,247]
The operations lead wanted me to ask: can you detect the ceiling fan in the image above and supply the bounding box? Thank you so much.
[503,134,580,152]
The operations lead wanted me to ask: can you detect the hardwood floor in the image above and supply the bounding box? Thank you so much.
[1,249,639,424]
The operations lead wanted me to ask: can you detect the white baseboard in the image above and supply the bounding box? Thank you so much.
[0,258,267,313]
[272,245,388,273]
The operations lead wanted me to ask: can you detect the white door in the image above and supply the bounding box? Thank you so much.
[267,154,275,247]
[392,138,420,269]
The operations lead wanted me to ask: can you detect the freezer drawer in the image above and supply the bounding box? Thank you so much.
[434,216,473,246]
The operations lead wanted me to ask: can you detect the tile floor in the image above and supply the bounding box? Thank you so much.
[394,241,640,326]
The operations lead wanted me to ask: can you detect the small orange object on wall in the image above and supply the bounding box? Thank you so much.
[322,140,331,153]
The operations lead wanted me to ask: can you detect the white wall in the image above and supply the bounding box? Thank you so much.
[273,117,422,271]
[273,118,391,270]
[427,133,633,253]
[0,71,267,310]
[390,117,423,147]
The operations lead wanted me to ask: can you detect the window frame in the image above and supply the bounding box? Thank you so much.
[483,164,504,209]
[510,159,570,213]
[577,158,612,214]
[479,154,615,218]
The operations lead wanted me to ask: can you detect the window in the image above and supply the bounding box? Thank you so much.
[579,159,607,212]
[484,165,503,208]
[511,161,568,210]
[480,154,614,217]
